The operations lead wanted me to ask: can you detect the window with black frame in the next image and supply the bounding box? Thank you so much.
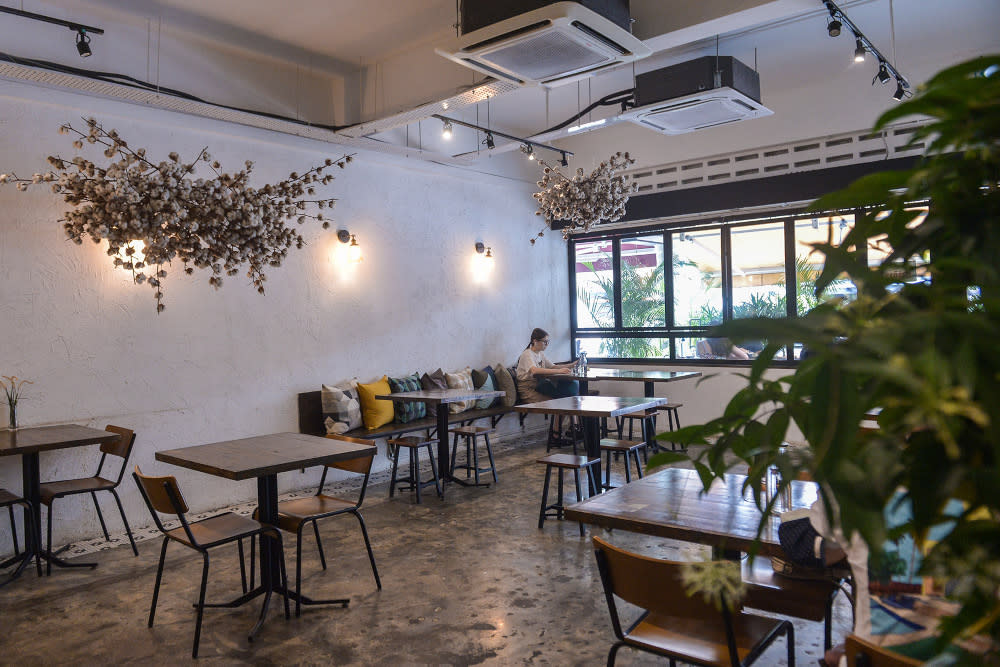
[569,207,874,363]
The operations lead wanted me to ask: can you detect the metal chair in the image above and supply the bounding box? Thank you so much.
[41,425,138,573]
[0,488,42,585]
[261,439,381,617]
[593,535,795,667]
[132,466,289,659]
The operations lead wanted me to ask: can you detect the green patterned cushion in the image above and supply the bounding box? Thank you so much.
[388,373,426,423]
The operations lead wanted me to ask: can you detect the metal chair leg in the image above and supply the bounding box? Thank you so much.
[313,520,327,570]
[296,529,305,617]
[573,470,584,536]
[427,446,443,499]
[111,489,138,556]
[411,448,422,504]
[389,446,401,498]
[238,539,248,594]
[46,504,53,576]
[91,491,111,542]
[355,511,382,590]
[192,552,210,659]
[148,537,169,627]
[484,434,498,483]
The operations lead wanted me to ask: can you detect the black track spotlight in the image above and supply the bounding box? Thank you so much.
[75,29,92,57]
[893,80,907,101]
[483,131,495,149]
[827,16,842,37]
[521,144,535,160]
[559,152,568,167]
[853,38,866,63]
[874,61,891,85]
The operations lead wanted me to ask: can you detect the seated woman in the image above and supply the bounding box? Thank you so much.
[705,337,751,360]
[516,328,580,403]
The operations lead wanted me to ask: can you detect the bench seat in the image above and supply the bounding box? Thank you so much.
[297,391,515,440]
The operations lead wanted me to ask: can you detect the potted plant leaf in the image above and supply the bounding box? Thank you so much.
[650,54,1000,657]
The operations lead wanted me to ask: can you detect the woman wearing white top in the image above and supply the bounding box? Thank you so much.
[515,328,579,403]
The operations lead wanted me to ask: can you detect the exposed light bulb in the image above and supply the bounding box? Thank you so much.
[442,121,453,140]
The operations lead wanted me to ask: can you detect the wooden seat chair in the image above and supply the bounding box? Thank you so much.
[133,466,289,658]
[593,536,795,667]
[41,425,138,573]
[0,488,42,584]
[261,438,381,617]
[449,425,498,486]
[844,634,921,667]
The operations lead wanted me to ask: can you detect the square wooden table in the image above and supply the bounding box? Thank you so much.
[375,388,504,493]
[156,432,376,638]
[563,369,701,450]
[514,396,666,491]
[1,424,121,580]
[564,466,817,556]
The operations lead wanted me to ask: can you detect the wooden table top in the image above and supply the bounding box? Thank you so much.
[565,368,703,383]
[155,432,377,481]
[564,466,818,556]
[0,424,120,456]
[374,388,505,404]
[513,395,666,418]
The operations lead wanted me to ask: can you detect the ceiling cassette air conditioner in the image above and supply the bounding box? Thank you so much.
[435,1,651,87]
[622,56,773,135]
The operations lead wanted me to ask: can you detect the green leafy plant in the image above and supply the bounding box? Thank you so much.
[650,55,1000,652]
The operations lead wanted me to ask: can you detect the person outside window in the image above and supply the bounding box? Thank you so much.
[516,328,579,403]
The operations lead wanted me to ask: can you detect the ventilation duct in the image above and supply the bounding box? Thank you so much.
[436,1,650,87]
[622,56,773,135]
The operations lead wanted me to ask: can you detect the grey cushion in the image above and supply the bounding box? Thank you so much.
[493,364,517,408]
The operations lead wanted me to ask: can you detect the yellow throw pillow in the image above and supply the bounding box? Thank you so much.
[356,375,395,430]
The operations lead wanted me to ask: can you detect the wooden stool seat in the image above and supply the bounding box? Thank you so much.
[536,454,599,536]
[449,424,497,487]
[388,436,442,504]
[599,438,646,490]
[655,402,685,451]
[449,425,491,437]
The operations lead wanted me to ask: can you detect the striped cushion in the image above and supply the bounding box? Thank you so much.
[388,373,426,423]
[321,379,362,435]
[444,367,475,413]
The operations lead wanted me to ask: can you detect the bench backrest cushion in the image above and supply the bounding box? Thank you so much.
[420,368,447,417]
[388,373,426,423]
[321,379,362,435]
[444,367,475,413]
[357,375,395,430]
[493,364,518,407]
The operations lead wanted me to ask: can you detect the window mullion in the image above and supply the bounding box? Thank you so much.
[612,238,623,329]
[721,226,733,321]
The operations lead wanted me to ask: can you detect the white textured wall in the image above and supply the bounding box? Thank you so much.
[0,80,567,546]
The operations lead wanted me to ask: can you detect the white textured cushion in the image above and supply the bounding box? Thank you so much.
[321,379,362,434]
[444,367,475,413]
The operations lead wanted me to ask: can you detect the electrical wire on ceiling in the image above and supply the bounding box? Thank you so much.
[539,87,635,135]
[0,50,350,132]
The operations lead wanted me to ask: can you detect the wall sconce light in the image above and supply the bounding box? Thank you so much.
[115,239,145,265]
[338,229,362,263]
[474,241,494,279]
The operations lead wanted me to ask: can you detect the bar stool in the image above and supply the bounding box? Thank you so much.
[388,436,442,503]
[656,402,685,451]
[598,438,645,490]
[536,453,599,536]
[449,425,498,486]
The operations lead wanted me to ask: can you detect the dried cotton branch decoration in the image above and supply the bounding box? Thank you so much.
[0,118,353,312]
[530,151,637,244]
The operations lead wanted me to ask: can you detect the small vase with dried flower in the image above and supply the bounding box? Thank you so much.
[1,375,33,431]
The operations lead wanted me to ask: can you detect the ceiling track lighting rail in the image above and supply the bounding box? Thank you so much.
[821,0,910,100]
[431,114,572,161]
[0,6,103,58]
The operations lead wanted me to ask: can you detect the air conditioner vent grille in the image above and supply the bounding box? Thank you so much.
[480,30,608,81]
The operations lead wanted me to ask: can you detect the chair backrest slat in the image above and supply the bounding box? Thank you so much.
[593,536,721,624]
[328,453,375,475]
[101,425,136,458]
[134,466,189,515]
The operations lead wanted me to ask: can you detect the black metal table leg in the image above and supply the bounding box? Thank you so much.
[581,416,603,493]
[436,407,450,496]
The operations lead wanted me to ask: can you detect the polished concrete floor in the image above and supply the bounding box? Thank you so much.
[1,425,848,664]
